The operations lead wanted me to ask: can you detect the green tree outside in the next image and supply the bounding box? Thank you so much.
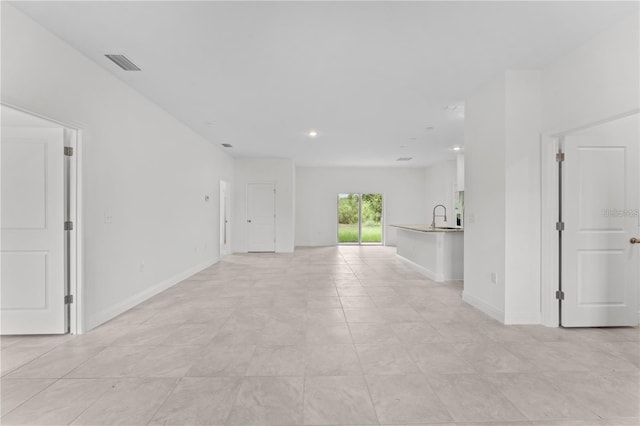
[338,193,382,243]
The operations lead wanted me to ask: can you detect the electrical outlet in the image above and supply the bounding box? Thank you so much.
[104,210,113,224]
[491,272,498,284]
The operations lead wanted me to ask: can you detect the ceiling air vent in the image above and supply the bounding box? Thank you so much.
[105,54,141,71]
[221,143,233,148]
[396,157,413,161]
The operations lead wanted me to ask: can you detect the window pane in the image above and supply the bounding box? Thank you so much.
[361,194,382,243]
[338,193,359,243]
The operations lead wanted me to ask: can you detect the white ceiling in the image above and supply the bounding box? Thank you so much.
[10,1,637,167]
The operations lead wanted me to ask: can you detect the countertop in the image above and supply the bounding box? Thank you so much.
[391,224,464,233]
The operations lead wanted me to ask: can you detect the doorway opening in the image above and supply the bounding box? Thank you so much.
[337,193,383,245]
[541,111,639,328]
[1,104,81,335]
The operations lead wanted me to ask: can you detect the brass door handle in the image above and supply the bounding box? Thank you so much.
[631,237,640,244]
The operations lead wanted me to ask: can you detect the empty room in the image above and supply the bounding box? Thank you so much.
[1,1,639,425]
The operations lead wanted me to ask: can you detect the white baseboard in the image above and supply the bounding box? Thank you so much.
[85,257,218,331]
[396,254,445,282]
[462,291,505,323]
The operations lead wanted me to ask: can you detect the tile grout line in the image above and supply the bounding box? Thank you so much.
[1,340,68,379]
[339,251,381,426]
[145,376,183,425]
[0,377,59,420]
[63,377,120,426]
[59,345,110,380]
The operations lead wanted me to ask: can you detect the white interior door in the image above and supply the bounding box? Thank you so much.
[561,113,639,327]
[246,183,275,252]
[1,128,67,334]
[219,180,230,256]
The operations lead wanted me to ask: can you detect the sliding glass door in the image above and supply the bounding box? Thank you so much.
[338,193,360,243]
[337,193,383,244]
[361,194,383,243]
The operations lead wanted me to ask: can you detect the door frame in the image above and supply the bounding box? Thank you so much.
[2,103,83,335]
[245,182,276,252]
[540,108,640,327]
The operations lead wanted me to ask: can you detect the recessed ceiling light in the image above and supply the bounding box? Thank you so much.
[452,146,462,151]
[221,143,233,148]
[425,126,434,131]
[396,157,413,161]
[308,129,318,138]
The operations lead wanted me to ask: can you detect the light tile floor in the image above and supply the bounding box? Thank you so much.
[1,246,639,425]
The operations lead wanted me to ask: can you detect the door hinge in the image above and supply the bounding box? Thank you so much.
[64,147,74,156]
[555,221,564,231]
[555,290,564,301]
[556,151,565,162]
[64,221,74,231]
[64,295,74,304]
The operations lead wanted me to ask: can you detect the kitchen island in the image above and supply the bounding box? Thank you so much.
[391,224,463,282]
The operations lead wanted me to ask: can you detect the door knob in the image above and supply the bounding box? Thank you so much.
[631,237,640,244]
[247,219,252,223]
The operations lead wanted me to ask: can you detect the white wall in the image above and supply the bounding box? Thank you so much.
[504,70,542,324]
[463,74,507,321]
[456,153,464,191]
[1,4,235,331]
[424,161,457,228]
[542,14,639,133]
[233,158,295,253]
[295,167,428,247]
[464,71,542,324]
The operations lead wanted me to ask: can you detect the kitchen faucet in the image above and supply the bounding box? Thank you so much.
[431,204,447,228]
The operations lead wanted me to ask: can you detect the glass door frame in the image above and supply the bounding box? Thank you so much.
[337,193,384,245]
